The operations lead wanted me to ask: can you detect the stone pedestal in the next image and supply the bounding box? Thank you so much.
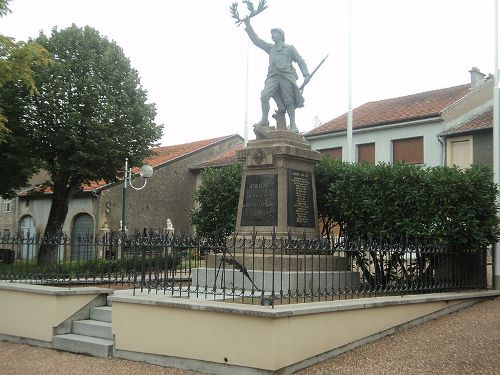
[235,128,322,239]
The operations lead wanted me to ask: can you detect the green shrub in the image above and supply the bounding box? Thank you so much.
[315,158,500,250]
[190,164,243,240]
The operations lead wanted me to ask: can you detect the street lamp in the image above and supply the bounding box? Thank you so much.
[121,157,154,238]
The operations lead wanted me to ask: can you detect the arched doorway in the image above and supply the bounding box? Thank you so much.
[19,215,36,260]
[71,213,94,260]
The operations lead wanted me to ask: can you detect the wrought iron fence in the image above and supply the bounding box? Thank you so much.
[0,231,487,305]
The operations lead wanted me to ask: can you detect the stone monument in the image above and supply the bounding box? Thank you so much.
[235,128,321,239]
[190,2,359,296]
[230,0,322,239]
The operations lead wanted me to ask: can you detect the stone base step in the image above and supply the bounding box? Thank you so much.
[192,268,360,293]
[73,319,113,340]
[53,333,113,358]
[90,306,112,322]
[204,253,349,271]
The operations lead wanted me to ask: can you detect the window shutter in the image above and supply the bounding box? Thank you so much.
[393,137,424,164]
[357,143,375,164]
[319,147,342,160]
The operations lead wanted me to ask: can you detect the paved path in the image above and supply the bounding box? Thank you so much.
[0,297,499,375]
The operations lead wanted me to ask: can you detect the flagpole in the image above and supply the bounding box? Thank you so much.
[346,0,354,163]
[244,39,250,147]
[493,0,500,289]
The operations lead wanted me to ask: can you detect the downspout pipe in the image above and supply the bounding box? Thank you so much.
[436,134,445,166]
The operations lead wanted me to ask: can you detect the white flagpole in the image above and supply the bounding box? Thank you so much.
[244,39,250,147]
[493,0,500,289]
[346,0,354,162]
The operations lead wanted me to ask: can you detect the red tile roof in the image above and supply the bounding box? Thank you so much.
[440,108,493,136]
[18,179,108,196]
[19,135,240,196]
[132,135,237,173]
[191,143,244,169]
[306,84,472,136]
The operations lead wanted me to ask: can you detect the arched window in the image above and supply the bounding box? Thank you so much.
[71,213,94,260]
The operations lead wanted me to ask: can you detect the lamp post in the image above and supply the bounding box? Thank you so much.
[121,157,154,239]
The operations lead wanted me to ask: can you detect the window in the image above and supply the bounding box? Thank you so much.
[3,229,10,238]
[393,136,424,164]
[3,199,11,213]
[357,143,375,164]
[318,147,342,160]
[447,136,472,169]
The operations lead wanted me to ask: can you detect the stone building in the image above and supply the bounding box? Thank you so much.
[1,134,243,257]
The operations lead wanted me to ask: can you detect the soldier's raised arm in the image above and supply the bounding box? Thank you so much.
[244,17,272,52]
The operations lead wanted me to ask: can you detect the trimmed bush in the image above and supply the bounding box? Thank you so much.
[315,158,500,250]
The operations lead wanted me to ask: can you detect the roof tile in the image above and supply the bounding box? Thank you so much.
[306,84,471,136]
[192,143,244,169]
[440,108,493,136]
[138,135,235,171]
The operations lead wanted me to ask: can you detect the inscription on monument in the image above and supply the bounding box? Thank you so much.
[241,174,278,226]
[287,169,315,228]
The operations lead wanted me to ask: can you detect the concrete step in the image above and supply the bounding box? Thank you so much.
[73,319,113,340]
[90,306,112,323]
[53,333,113,358]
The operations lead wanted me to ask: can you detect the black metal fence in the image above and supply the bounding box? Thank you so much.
[0,231,488,305]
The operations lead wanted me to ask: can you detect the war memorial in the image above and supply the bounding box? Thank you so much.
[1,2,498,375]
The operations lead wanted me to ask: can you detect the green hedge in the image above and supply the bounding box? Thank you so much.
[316,158,500,250]
[0,255,181,281]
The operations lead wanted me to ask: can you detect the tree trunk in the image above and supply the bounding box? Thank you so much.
[37,176,81,265]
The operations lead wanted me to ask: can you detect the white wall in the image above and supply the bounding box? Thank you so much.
[307,119,445,167]
[16,195,98,235]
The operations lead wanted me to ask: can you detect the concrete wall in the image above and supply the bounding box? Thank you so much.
[110,291,499,374]
[442,79,493,125]
[0,284,109,343]
[0,284,497,373]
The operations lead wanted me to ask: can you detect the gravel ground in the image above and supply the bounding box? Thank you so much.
[0,297,498,375]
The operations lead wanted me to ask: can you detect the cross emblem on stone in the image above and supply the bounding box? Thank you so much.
[252,149,265,164]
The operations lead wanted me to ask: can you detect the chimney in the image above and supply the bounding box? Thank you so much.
[469,67,486,89]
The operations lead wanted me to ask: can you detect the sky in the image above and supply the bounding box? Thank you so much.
[0,0,498,146]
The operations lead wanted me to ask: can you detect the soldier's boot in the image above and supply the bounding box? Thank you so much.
[287,107,299,133]
[254,99,270,127]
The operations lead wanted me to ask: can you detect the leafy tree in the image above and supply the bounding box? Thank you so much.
[0,0,52,142]
[0,82,38,198]
[1,25,162,263]
[190,164,243,240]
[0,0,52,197]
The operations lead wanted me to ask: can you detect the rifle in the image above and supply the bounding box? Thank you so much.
[300,54,329,94]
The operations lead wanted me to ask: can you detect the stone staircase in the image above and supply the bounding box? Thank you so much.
[53,299,113,358]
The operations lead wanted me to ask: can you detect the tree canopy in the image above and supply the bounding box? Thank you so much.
[0,24,162,261]
[0,0,52,143]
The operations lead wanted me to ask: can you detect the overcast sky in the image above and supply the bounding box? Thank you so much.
[0,0,498,146]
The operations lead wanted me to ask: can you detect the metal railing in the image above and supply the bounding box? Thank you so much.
[0,231,488,305]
